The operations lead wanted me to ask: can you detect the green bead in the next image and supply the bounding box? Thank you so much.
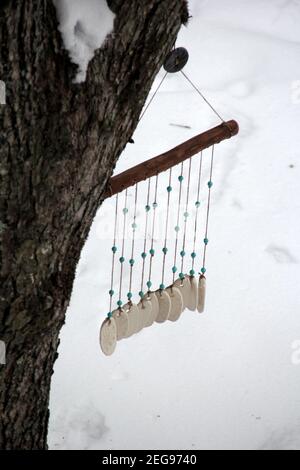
[191,252,197,259]
[179,272,185,280]
[160,284,165,290]
[208,181,213,189]
[129,258,135,266]
[162,247,168,255]
[117,300,123,307]
[190,269,195,276]
[167,186,173,193]
[145,205,151,212]
[141,252,147,259]
[109,289,114,297]
[149,249,155,256]
[127,292,133,300]
[153,202,158,209]
[123,208,129,214]
[107,312,113,319]
[180,250,186,257]
[172,266,177,273]
[147,281,152,289]
[184,212,189,219]
[178,175,184,183]
[112,246,117,253]
[204,238,209,245]
[175,226,180,233]
[201,267,206,274]
[139,291,144,298]
[132,223,137,230]
[195,201,201,208]
[119,256,125,263]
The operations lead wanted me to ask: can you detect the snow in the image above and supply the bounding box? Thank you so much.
[48,0,300,450]
[53,0,114,82]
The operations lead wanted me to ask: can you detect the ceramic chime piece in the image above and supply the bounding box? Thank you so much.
[122,303,140,338]
[138,298,152,329]
[166,286,184,322]
[197,275,206,313]
[143,292,159,327]
[155,289,171,323]
[185,276,198,311]
[173,276,190,311]
[112,308,129,340]
[100,317,117,356]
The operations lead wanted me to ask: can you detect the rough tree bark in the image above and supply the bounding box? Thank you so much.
[0,0,189,450]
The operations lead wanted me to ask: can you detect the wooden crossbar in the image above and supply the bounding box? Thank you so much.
[103,119,239,199]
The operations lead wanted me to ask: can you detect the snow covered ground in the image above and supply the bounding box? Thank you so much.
[48,0,300,450]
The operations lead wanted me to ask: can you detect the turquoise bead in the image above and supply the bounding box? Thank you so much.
[123,208,129,214]
[191,252,197,259]
[184,212,189,218]
[129,258,135,266]
[162,247,168,255]
[119,256,125,263]
[145,205,151,212]
[172,266,177,273]
[208,181,213,189]
[139,291,144,298]
[179,273,185,280]
[175,226,180,233]
[167,186,172,193]
[112,246,117,253]
[178,175,184,183]
[190,269,195,276]
[153,202,158,209]
[180,250,186,257]
[150,249,155,256]
[195,201,201,208]
[117,300,123,307]
[132,223,137,230]
[141,252,147,259]
[107,312,113,319]
[201,267,206,274]
[204,238,209,245]
[109,289,114,297]
[147,281,152,289]
[127,292,133,300]
[160,284,165,290]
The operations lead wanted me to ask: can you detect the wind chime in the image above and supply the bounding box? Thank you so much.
[99,47,239,355]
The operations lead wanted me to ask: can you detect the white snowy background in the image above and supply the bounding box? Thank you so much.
[49,0,300,450]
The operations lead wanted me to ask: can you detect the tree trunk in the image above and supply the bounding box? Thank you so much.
[0,0,188,450]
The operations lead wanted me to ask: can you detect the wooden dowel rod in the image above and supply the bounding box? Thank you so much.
[103,119,239,199]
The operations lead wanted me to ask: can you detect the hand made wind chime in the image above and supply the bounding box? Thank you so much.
[99,47,239,356]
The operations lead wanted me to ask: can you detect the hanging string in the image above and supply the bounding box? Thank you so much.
[139,72,168,123]
[161,168,173,290]
[148,174,159,290]
[190,152,203,276]
[139,179,151,299]
[117,189,128,310]
[181,71,225,123]
[201,145,215,275]
[138,59,225,127]
[172,162,184,283]
[127,184,138,304]
[180,158,192,279]
[108,194,119,319]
